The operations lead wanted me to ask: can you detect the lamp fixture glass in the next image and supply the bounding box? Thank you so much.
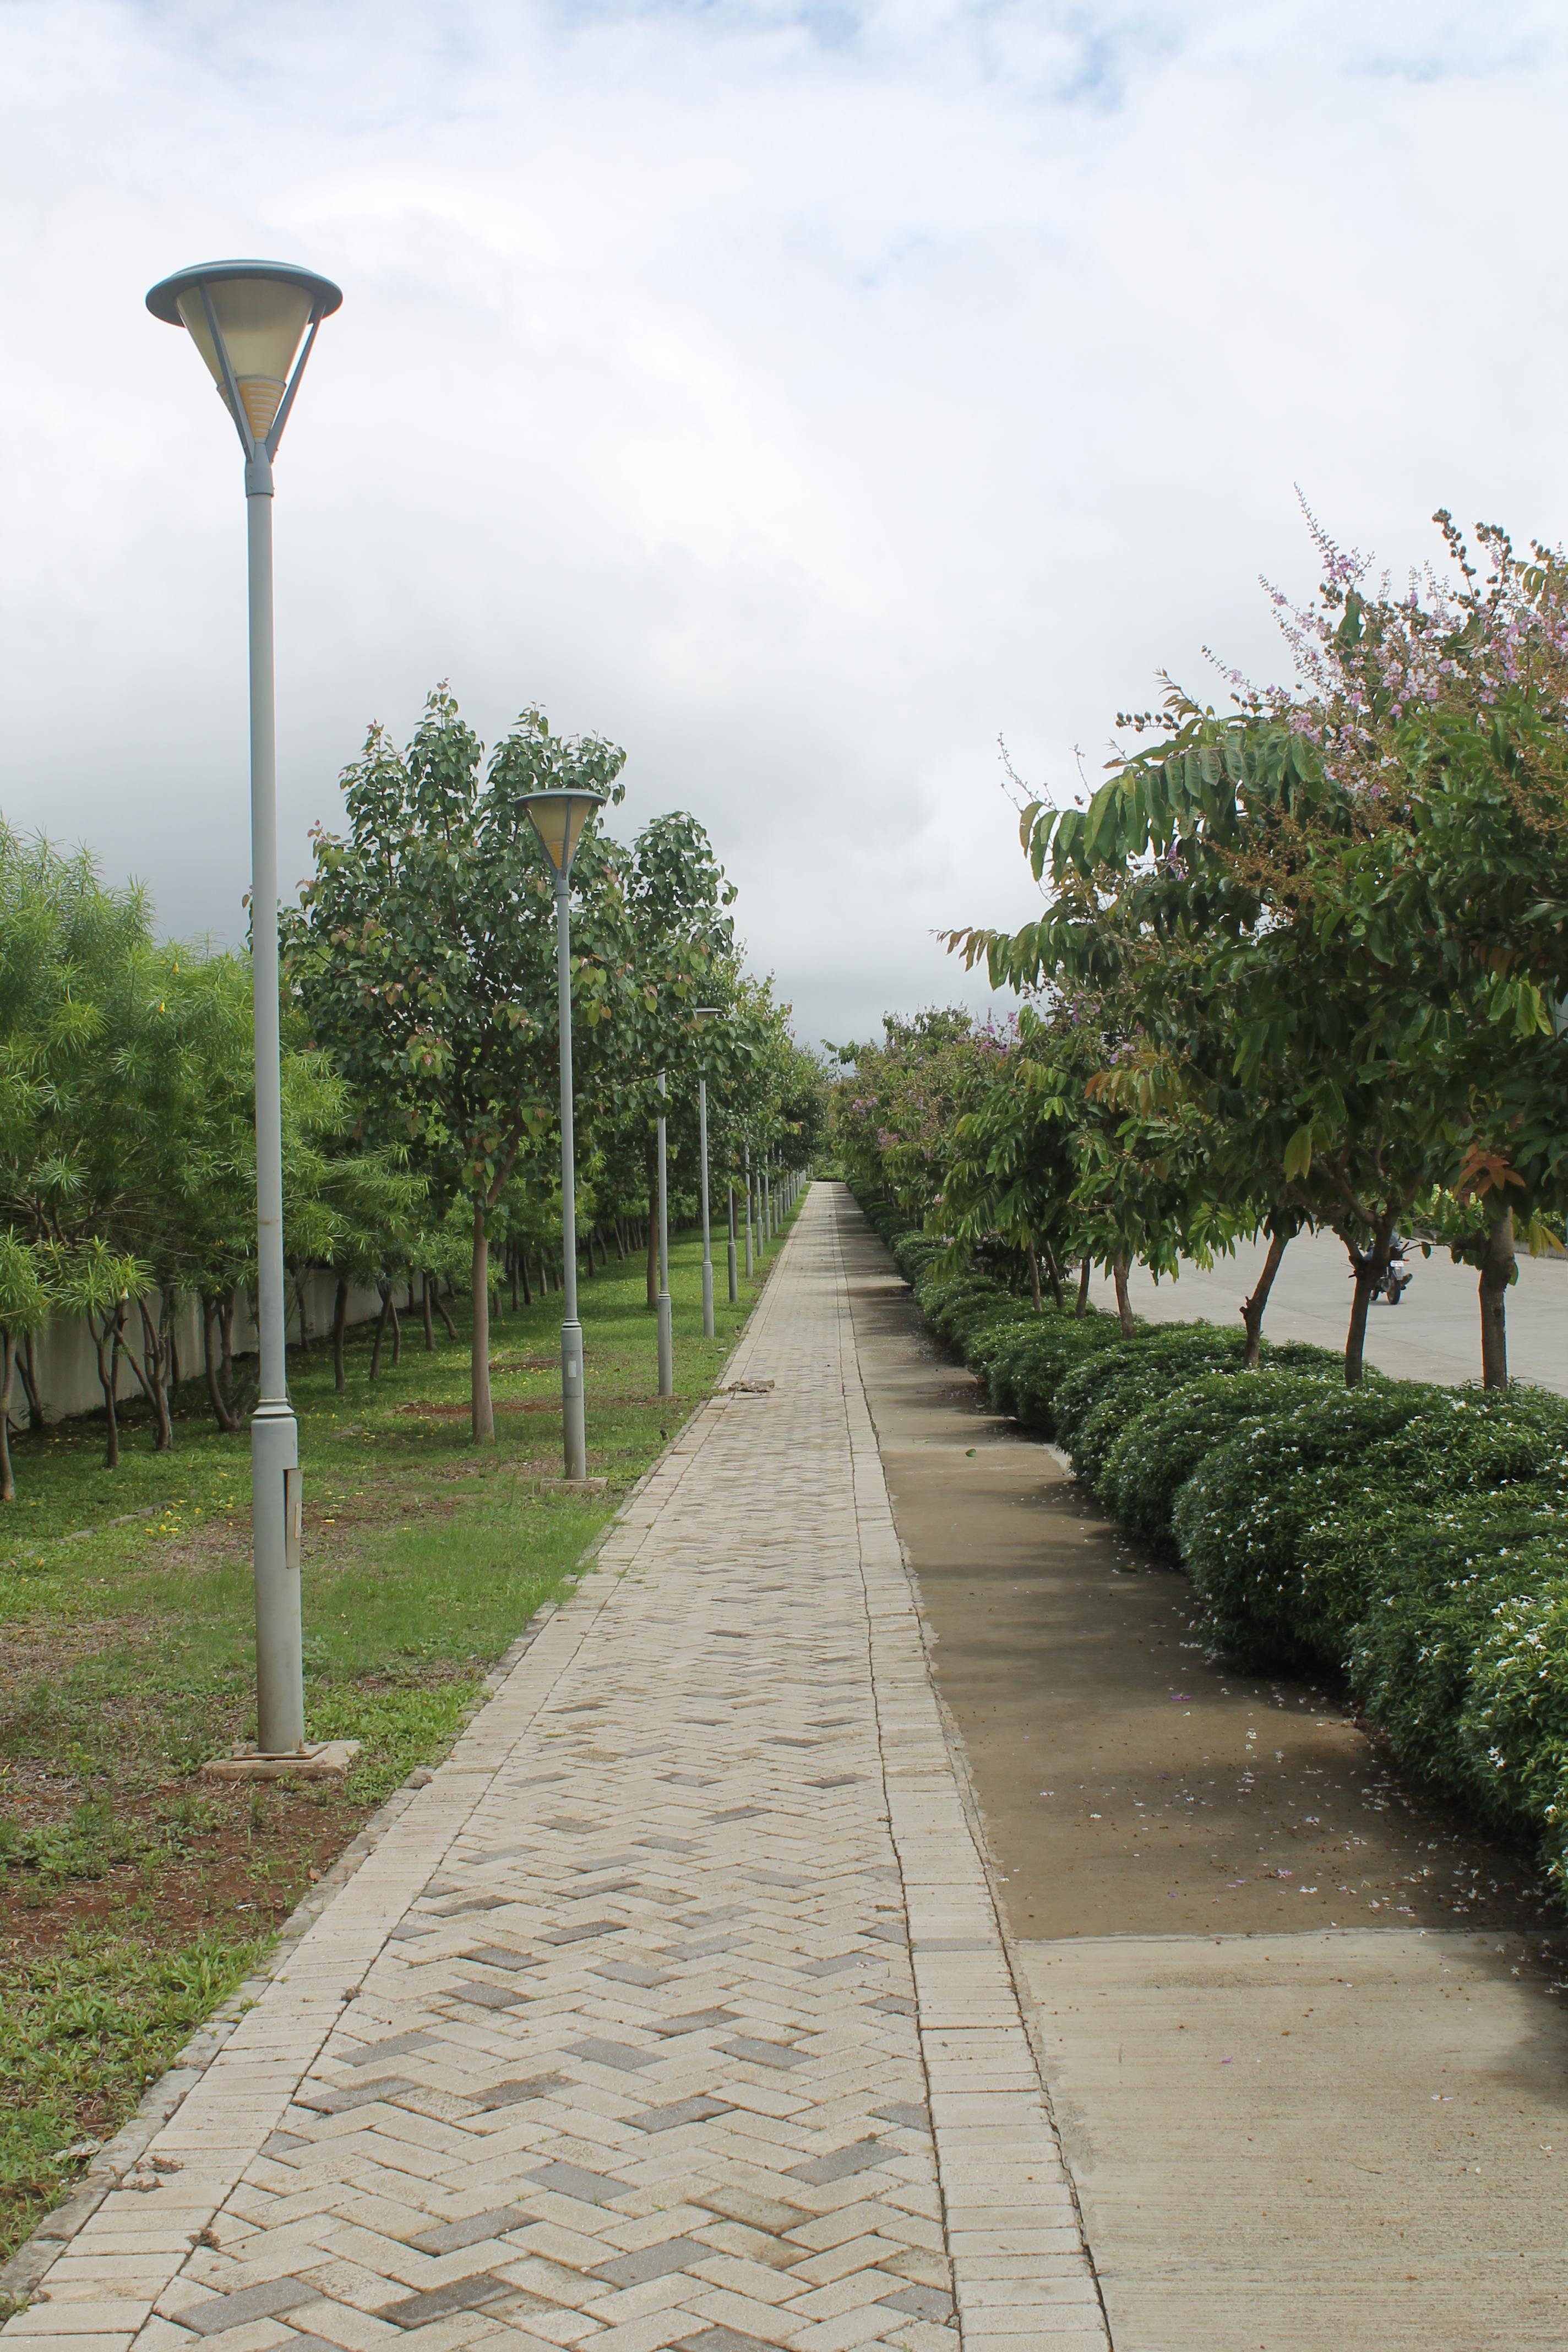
[145,260,343,448]
[521,790,606,879]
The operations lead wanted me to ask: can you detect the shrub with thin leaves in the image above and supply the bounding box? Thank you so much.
[891,1232,948,1283]
[1103,1366,1337,1544]
[1053,1326,1246,1489]
[1344,1490,1568,1800]
[1173,1382,1438,1666]
[1460,1573,1568,1870]
[998,1314,1124,1435]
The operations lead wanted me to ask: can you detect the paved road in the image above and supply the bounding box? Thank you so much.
[1087,1227,1568,1391]
[7,1189,1103,2352]
[847,1210,1568,2351]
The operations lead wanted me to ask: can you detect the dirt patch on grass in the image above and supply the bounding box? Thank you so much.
[1,1781,367,1970]
[395,1396,680,1417]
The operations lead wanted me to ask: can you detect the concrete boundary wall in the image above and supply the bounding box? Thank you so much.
[20,1272,388,1424]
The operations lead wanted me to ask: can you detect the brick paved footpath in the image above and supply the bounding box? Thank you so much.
[8,1186,1106,2352]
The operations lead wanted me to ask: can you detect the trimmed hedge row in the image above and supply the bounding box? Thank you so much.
[854,1187,1568,1894]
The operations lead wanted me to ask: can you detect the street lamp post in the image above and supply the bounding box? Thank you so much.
[520,790,606,1482]
[726,1182,738,1304]
[656,1072,674,1397]
[692,1009,721,1341]
[147,258,341,1760]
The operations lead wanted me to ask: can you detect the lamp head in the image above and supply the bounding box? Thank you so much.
[146,259,342,452]
[521,790,606,881]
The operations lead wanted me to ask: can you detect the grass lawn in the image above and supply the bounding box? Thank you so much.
[0,1194,804,2266]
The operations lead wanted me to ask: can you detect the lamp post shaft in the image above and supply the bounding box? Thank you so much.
[246,464,304,1757]
[727,1181,738,1305]
[555,878,586,1479]
[698,1075,714,1339]
[656,1072,673,1397]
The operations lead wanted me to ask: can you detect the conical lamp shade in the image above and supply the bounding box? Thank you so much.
[174,276,315,437]
[522,791,605,877]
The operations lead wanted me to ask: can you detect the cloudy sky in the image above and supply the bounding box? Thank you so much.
[2,1,1565,1048]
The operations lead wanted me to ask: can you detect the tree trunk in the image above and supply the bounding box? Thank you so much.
[509,1248,520,1313]
[19,1331,42,1433]
[166,1297,181,1396]
[1342,1218,1397,1387]
[421,1273,435,1352]
[0,1329,15,1503]
[1026,1250,1042,1312]
[613,1219,627,1262]
[369,1286,391,1380]
[432,1283,459,1341]
[1076,1257,1092,1317]
[293,1265,311,1358]
[389,1290,402,1366]
[93,1310,123,1470]
[471,1204,494,1442]
[1039,1244,1065,1309]
[1112,1254,1135,1338]
[137,1297,174,1451]
[1479,1207,1514,1390]
[333,1277,351,1392]
[220,1294,236,1411]
[519,1250,533,1307]
[203,1297,240,1433]
[1240,1226,1291,1368]
[584,1226,596,1280]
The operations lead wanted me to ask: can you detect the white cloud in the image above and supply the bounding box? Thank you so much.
[2,0,1566,1047]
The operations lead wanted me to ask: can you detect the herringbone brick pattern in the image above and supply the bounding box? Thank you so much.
[6,1188,1104,2352]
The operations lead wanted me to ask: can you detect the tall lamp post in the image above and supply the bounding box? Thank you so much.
[693,1009,721,1340]
[520,790,606,1481]
[147,258,341,1760]
[656,1072,674,1397]
[726,1180,739,1304]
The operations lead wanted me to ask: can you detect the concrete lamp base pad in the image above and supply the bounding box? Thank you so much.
[537,1475,609,1494]
[202,1739,362,1784]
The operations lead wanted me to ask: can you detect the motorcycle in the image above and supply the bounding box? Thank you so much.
[1360,1233,1414,1306]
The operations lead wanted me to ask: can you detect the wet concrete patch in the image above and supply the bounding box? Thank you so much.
[841,1202,1568,2349]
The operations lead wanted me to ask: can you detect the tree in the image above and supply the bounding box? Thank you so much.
[0,1232,50,1502]
[286,688,627,1440]
[945,509,1534,1386]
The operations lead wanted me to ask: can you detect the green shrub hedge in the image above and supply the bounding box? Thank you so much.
[848,1181,1568,1901]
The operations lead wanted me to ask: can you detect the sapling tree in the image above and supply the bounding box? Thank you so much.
[286,688,627,1440]
[0,1232,49,1501]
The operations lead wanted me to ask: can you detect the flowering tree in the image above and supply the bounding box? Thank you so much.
[947,506,1568,1384]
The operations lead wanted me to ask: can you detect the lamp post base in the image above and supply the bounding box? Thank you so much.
[657,1291,674,1397]
[202,1738,361,1784]
[252,1401,304,1758]
[560,1317,586,1481]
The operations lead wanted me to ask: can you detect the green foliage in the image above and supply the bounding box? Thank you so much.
[984,1311,1122,1436]
[1173,1381,1438,1665]
[1342,1491,1568,1810]
[1052,1325,1246,1488]
[1102,1365,1336,1543]
[0,1929,266,2254]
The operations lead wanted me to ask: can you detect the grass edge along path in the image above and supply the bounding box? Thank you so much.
[0,1189,808,2274]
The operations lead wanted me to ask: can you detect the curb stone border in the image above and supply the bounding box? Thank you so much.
[0,1199,811,2315]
